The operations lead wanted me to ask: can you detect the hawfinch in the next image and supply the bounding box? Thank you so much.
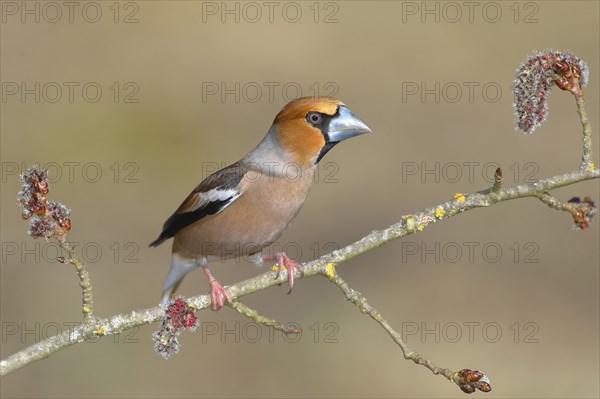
[150,97,371,310]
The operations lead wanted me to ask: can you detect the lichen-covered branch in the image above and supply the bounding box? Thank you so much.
[1,50,598,396]
[2,163,597,377]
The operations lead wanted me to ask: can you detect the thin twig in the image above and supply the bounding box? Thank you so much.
[323,265,492,392]
[321,265,462,381]
[538,192,569,211]
[576,94,594,169]
[57,239,94,322]
[228,301,301,334]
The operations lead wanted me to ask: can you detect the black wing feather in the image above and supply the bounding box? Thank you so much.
[149,162,247,247]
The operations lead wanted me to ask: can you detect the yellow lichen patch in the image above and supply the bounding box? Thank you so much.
[417,223,425,231]
[405,216,416,231]
[435,207,445,218]
[271,265,279,272]
[94,326,105,335]
[590,163,595,171]
[83,306,91,313]
[454,193,465,203]
[325,263,336,278]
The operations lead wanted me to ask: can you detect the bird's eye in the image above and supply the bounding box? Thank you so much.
[307,112,321,125]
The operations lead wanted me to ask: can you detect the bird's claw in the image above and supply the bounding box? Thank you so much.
[266,252,303,294]
[208,278,231,311]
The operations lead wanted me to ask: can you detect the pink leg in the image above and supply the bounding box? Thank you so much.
[202,265,231,311]
[262,252,303,294]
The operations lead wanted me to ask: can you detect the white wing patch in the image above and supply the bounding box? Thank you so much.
[182,188,241,214]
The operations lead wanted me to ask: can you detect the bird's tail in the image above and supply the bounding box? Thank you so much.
[159,254,201,304]
[160,288,176,305]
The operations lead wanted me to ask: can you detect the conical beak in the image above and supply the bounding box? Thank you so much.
[326,106,372,142]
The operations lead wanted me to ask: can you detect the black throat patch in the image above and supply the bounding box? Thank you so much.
[311,107,340,164]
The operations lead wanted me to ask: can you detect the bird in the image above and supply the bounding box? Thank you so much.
[150,96,371,310]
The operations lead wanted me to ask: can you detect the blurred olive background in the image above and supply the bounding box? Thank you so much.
[1,1,599,398]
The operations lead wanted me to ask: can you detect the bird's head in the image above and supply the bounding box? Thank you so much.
[272,96,372,167]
